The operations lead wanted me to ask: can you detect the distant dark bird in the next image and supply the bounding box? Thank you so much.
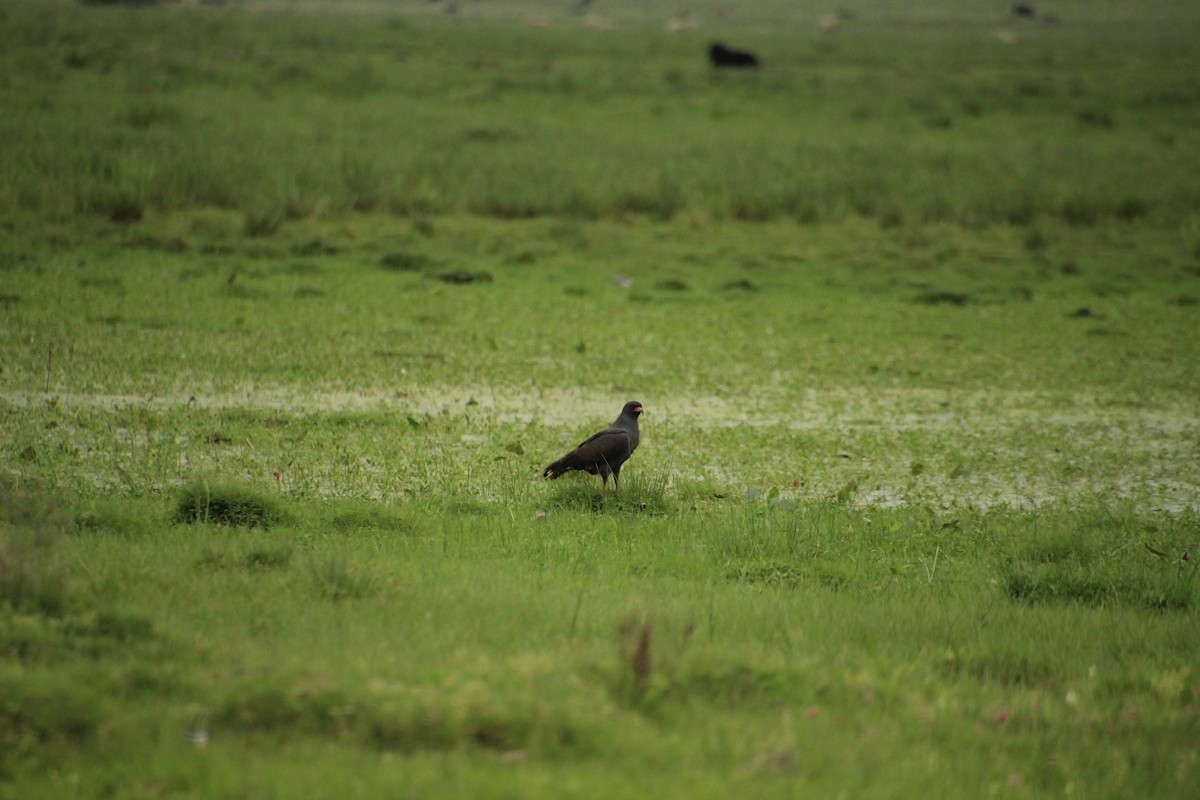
[1011,3,1036,18]
[708,42,760,69]
[544,401,643,493]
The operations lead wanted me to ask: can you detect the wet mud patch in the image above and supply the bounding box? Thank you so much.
[3,385,1197,513]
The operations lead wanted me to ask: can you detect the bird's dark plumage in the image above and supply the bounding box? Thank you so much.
[708,42,760,69]
[544,401,643,493]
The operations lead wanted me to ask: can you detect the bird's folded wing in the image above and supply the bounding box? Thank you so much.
[573,430,631,461]
[576,425,622,447]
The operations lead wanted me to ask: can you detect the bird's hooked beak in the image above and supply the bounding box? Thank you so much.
[633,405,643,414]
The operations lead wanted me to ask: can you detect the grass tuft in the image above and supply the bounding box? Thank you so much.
[173,480,287,529]
[0,480,71,615]
[309,555,376,601]
[544,466,674,515]
[0,671,105,778]
[243,207,284,238]
[214,675,590,756]
[379,251,431,272]
[1003,565,1195,611]
[0,4,1198,795]
[243,543,294,570]
[321,502,417,534]
[1002,521,1199,611]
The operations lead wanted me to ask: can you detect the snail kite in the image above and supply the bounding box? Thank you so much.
[543,401,643,493]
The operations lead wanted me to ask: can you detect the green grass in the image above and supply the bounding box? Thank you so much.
[2,1,1200,225]
[3,486,1198,797]
[2,1,1199,797]
[172,479,288,528]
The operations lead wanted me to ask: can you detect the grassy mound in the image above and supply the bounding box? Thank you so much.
[173,481,287,529]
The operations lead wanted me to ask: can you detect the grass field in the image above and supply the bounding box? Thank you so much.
[2,1,1200,797]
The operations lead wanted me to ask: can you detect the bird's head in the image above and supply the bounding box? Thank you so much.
[624,401,644,417]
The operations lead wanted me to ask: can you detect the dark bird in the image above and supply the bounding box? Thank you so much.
[708,42,760,69]
[543,401,643,493]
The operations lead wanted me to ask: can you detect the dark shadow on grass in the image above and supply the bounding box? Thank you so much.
[319,500,418,534]
[73,498,158,537]
[215,676,589,755]
[914,289,971,306]
[725,560,850,591]
[1002,519,1197,611]
[1004,567,1194,611]
[543,468,673,515]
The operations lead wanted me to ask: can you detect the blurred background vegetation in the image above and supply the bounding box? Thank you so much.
[2,0,1198,227]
